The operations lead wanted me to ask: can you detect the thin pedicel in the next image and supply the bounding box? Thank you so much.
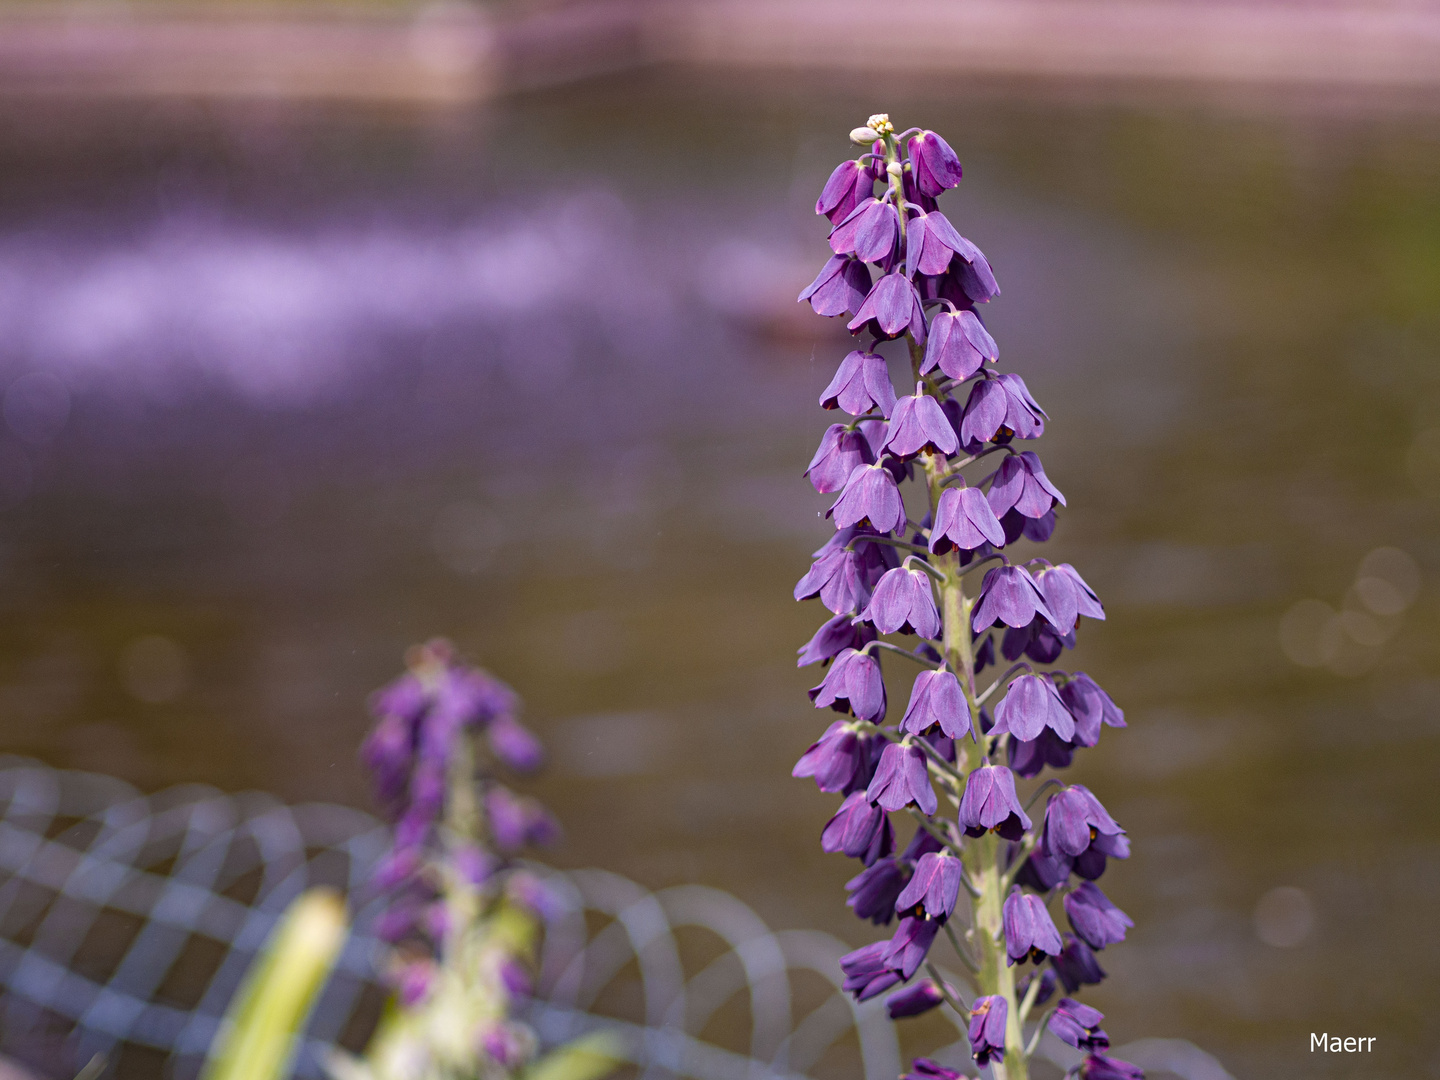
[793,114,1144,1080]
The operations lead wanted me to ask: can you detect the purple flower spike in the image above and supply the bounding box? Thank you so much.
[847,858,909,925]
[848,273,928,343]
[487,714,544,772]
[816,159,874,223]
[922,308,997,382]
[1002,886,1064,966]
[1050,998,1109,1053]
[830,198,901,263]
[972,564,1057,632]
[895,851,963,920]
[1043,785,1124,860]
[839,940,902,1001]
[809,647,887,721]
[1034,563,1105,636]
[822,791,894,864]
[1054,933,1107,992]
[799,254,872,318]
[930,483,1005,555]
[829,463,907,535]
[1060,673,1126,748]
[883,387,958,459]
[899,667,971,741]
[908,131,964,196]
[958,764,1032,840]
[793,720,868,793]
[820,351,897,418]
[886,978,947,1019]
[988,451,1066,521]
[967,994,1008,1066]
[993,673,1075,743]
[859,565,940,638]
[884,915,940,979]
[868,741,937,815]
[1079,1055,1145,1080]
[902,1059,965,1080]
[1065,881,1134,950]
[806,423,875,494]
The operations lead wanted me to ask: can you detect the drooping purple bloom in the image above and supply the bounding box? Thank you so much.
[846,858,909,925]
[487,714,544,772]
[1000,505,1057,545]
[1009,727,1078,779]
[930,483,1006,555]
[795,546,886,615]
[922,307,998,381]
[820,351,897,417]
[1002,886,1064,965]
[1053,932,1107,992]
[806,423,874,493]
[1001,619,1073,665]
[1043,786,1124,860]
[797,612,876,667]
[907,130,964,196]
[987,451,1066,520]
[905,209,983,277]
[1050,998,1109,1052]
[958,764,1031,840]
[960,374,1047,446]
[901,1058,966,1080]
[839,940,902,1001]
[1017,967,1058,1008]
[923,247,1000,307]
[972,564,1057,632]
[899,667,971,741]
[886,978,946,1019]
[1065,881,1134,950]
[894,851,963,920]
[793,720,872,793]
[1079,1054,1145,1080]
[816,158,875,223]
[822,791,895,865]
[883,387,959,460]
[809,647,887,721]
[830,198,901,263]
[967,994,1008,1066]
[993,673,1076,743]
[848,273,927,343]
[1015,845,1073,892]
[1034,563,1105,636]
[799,254,872,317]
[867,741,937,815]
[884,915,940,978]
[1075,829,1130,881]
[902,823,945,861]
[1060,673,1126,747]
[829,464,907,535]
[858,565,940,638]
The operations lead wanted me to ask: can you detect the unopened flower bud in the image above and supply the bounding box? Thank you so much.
[850,127,881,144]
[867,113,894,134]
[886,161,903,178]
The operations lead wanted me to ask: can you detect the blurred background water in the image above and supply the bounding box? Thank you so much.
[0,10,1438,1078]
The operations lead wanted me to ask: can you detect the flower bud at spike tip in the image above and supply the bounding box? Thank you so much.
[851,127,881,144]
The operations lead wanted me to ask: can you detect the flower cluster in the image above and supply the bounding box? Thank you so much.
[334,639,559,1080]
[794,115,1144,1080]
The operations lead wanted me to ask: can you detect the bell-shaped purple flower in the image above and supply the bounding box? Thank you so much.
[839,940,902,1001]
[1065,881,1134,950]
[960,373,1047,446]
[1043,785,1124,860]
[848,273,927,343]
[884,915,940,979]
[820,351,897,417]
[798,612,876,667]
[847,858,909,925]
[799,254,872,317]
[1001,619,1073,665]
[822,790,895,865]
[829,463,907,535]
[793,720,870,793]
[1054,933,1107,992]
[858,565,940,638]
[1000,506,1057,546]
[1050,998,1109,1052]
[1034,563,1104,636]
[867,741,937,814]
[1015,845,1073,892]
[816,158,874,223]
[987,451,1066,520]
[1009,727,1078,779]
[809,647,887,721]
[901,1059,965,1080]
[967,994,1008,1066]
[1003,886,1063,965]
[830,198,900,263]
[908,130,963,196]
[1080,1055,1144,1080]
[1060,673,1126,747]
[993,673,1075,743]
[895,851,963,920]
[930,483,1005,555]
[795,546,884,616]
[958,764,1031,840]
[806,423,875,494]
[905,209,983,277]
[883,386,958,459]
[1075,829,1130,881]
[899,667,970,741]
[886,978,947,1019]
[487,714,544,772]
[922,307,997,382]
[972,564,1057,632]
